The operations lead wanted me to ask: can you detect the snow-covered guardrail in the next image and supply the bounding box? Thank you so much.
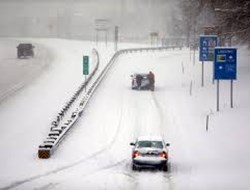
[38,49,100,159]
[38,46,180,159]
[121,46,183,53]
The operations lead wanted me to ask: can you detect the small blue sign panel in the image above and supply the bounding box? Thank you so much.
[199,35,218,61]
[214,48,237,80]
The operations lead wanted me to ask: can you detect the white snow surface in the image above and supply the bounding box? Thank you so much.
[0,38,250,190]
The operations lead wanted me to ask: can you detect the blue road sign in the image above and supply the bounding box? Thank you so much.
[214,48,237,80]
[199,35,218,61]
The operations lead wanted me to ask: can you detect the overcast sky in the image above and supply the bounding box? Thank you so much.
[0,0,179,41]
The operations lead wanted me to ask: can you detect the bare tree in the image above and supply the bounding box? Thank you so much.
[179,0,250,47]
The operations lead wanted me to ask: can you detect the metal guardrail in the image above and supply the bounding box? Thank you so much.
[120,46,183,53]
[38,46,180,159]
[38,48,100,159]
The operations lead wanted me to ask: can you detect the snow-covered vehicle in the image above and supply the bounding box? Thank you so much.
[131,73,155,91]
[17,43,34,59]
[130,136,170,171]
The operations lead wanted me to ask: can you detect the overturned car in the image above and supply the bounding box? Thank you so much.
[131,72,155,91]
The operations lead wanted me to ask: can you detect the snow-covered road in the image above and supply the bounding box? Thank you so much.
[1,39,250,190]
[0,39,52,103]
[0,40,187,189]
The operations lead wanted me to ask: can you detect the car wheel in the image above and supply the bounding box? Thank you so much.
[162,164,168,172]
[132,164,137,171]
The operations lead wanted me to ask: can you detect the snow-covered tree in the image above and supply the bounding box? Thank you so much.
[179,0,250,47]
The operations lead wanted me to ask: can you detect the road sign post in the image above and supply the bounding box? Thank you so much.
[199,35,218,87]
[202,61,204,87]
[214,47,237,111]
[217,80,220,111]
[231,80,233,108]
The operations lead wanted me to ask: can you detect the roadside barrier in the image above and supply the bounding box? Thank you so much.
[38,48,100,159]
[38,46,181,159]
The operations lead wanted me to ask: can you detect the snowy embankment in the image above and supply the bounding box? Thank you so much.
[167,46,250,189]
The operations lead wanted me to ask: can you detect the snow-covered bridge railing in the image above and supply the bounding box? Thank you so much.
[38,45,180,159]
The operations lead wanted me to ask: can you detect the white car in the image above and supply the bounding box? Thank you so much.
[130,136,170,171]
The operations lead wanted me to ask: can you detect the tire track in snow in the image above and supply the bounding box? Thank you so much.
[152,92,180,190]
[126,91,177,190]
[116,50,185,190]
[33,183,59,190]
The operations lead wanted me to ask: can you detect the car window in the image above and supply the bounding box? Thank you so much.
[137,141,163,149]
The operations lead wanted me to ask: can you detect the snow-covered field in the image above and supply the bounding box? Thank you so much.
[0,38,249,190]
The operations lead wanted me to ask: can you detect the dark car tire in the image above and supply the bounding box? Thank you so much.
[132,164,137,171]
[162,164,168,172]
[17,52,21,59]
[150,86,155,91]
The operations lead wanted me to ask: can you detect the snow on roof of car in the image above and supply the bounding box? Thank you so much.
[137,136,164,141]
[133,73,148,76]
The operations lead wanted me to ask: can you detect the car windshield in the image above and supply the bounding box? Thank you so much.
[137,140,163,149]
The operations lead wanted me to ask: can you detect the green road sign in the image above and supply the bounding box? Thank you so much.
[83,56,89,75]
